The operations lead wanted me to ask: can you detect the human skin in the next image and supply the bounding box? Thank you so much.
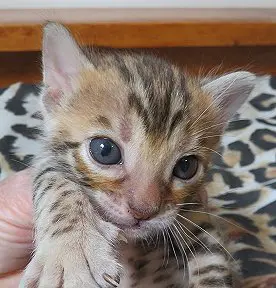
[0,169,33,288]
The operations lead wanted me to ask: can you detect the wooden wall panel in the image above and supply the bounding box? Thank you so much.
[0,22,276,52]
[0,46,275,87]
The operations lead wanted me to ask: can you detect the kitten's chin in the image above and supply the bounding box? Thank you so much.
[100,216,149,239]
[95,214,147,240]
[111,216,176,241]
[99,213,170,240]
[122,222,158,240]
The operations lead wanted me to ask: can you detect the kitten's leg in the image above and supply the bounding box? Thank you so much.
[187,230,235,288]
[22,166,121,288]
[188,254,233,287]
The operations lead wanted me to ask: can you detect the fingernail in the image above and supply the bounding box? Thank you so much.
[103,273,119,287]
[19,278,25,288]
[117,231,128,243]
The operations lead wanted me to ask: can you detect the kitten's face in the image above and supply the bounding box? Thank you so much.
[41,23,255,239]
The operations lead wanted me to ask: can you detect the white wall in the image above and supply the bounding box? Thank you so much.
[0,8,275,23]
[0,1,275,23]
[1,0,276,9]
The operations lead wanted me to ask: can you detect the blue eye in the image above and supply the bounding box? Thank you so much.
[173,155,198,180]
[89,138,122,165]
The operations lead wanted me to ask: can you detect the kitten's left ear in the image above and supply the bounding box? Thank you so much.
[202,71,256,121]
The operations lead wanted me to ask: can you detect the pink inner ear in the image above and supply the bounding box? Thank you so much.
[44,62,74,95]
[43,89,63,110]
[48,89,62,102]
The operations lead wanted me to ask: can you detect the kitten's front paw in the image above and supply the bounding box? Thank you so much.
[21,237,121,288]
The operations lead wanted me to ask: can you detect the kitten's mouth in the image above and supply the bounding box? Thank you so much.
[113,221,141,230]
[92,199,141,230]
[103,215,143,231]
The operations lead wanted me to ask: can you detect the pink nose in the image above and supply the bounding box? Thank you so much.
[128,203,159,220]
[130,209,150,220]
[127,179,161,220]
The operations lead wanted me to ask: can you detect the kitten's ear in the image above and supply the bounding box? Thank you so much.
[42,22,90,111]
[202,71,256,121]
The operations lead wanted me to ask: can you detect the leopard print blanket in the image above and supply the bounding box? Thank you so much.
[0,76,275,287]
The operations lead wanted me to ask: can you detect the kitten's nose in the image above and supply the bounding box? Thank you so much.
[128,203,159,220]
[130,208,150,220]
[127,180,161,220]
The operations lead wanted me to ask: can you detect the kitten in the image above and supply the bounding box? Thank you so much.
[21,22,255,288]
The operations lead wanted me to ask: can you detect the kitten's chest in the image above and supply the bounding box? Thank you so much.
[118,242,187,288]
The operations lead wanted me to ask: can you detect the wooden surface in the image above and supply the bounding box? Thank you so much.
[0,46,275,87]
[1,22,276,52]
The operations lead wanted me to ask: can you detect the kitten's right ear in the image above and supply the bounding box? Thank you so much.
[42,22,90,111]
[202,71,256,122]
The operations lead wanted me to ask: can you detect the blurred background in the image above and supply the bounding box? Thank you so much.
[0,0,275,85]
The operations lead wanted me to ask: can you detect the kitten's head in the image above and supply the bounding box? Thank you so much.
[41,23,255,239]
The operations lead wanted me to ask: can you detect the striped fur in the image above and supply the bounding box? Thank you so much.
[21,23,255,287]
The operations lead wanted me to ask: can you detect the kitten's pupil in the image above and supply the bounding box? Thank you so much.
[89,138,122,165]
[100,142,111,157]
[173,155,198,180]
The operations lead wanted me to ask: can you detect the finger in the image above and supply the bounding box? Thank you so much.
[0,169,33,224]
[0,271,23,288]
[0,169,34,274]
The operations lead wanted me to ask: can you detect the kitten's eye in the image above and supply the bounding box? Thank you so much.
[173,155,198,180]
[89,138,122,165]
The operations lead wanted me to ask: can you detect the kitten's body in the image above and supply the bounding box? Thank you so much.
[118,218,236,288]
[22,23,255,288]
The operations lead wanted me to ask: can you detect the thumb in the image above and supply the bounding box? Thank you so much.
[0,169,34,275]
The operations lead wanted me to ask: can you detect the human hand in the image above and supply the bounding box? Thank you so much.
[0,169,33,288]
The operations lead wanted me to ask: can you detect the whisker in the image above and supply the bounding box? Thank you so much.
[10,158,33,169]
[191,122,229,136]
[155,230,160,249]
[161,225,167,267]
[164,226,170,268]
[201,146,223,158]
[192,117,249,127]
[191,118,248,137]
[179,208,251,234]
[175,219,199,246]
[173,223,200,281]
[140,239,146,251]
[171,224,187,283]
[144,235,150,247]
[176,203,202,207]
[148,233,155,246]
[177,213,235,261]
[197,134,235,141]
[168,226,179,269]
[175,219,213,255]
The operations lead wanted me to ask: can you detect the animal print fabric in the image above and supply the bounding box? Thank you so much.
[0,76,275,287]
